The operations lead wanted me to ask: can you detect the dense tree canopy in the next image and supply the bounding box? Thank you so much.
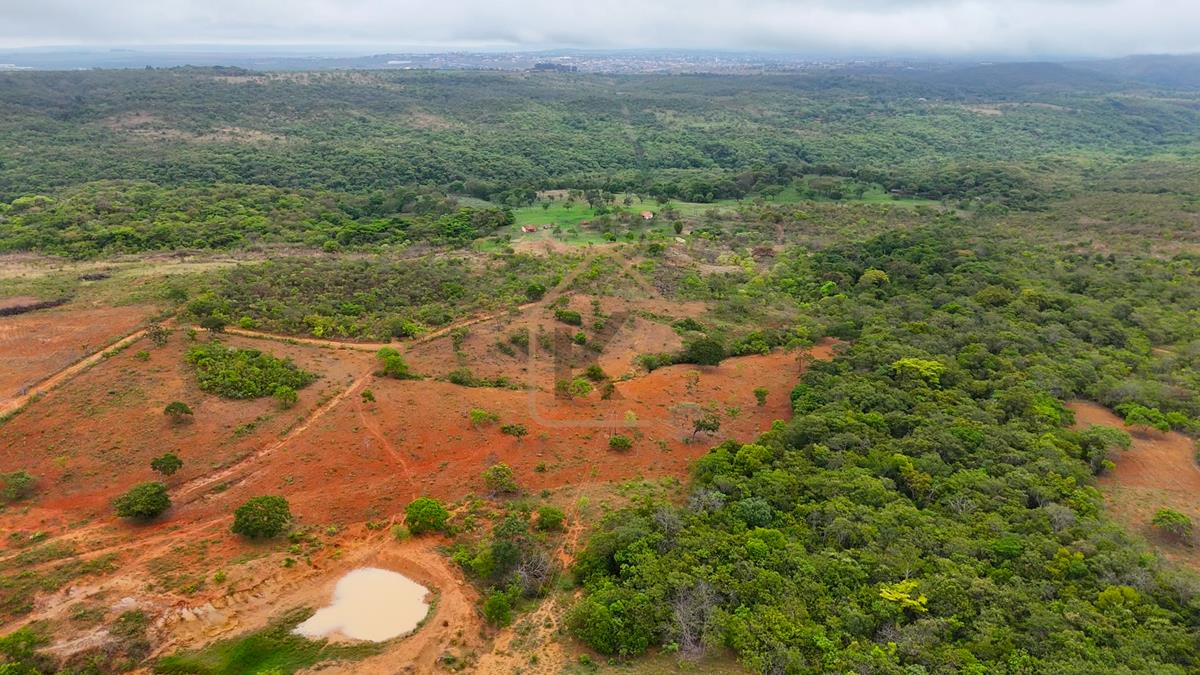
[571,226,1200,672]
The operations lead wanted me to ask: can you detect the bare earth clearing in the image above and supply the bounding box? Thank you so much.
[1071,400,1200,568]
[0,253,827,672]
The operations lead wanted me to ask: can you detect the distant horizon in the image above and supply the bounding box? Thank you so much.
[2,43,1198,64]
[3,1,1197,59]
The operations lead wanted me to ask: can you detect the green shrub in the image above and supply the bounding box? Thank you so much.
[469,408,500,427]
[146,323,171,347]
[273,385,298,409]
[447,368,514,388]
[557,378,593,399]
[731,331,771,356]
[525,282,547,301]
[536,506,566,531]
[150,453,183,477]
[637,352,674,372]
[163,401,193,422]
[500,423,528,439]
[389,319,423,339]
[483,463,519,495]
[1151,508,1193,542]
[677,338,725,366]
[554,309,583,326]
[753,387,769,406]
[608,435,633,451]
[0,471,35,502]
[185,342,316,399]
[508,329,530,352]
[405,497,450,535]
[376,347,417,380]
[482,586,519,626]
[231,496,292,539]
[585,364,607,381]
[114,482,170,520]
[691,413,721,439]
[1116,403,1171,433]
[568,585,660,657]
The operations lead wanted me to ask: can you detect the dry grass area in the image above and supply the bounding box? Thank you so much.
[0,303,156,404]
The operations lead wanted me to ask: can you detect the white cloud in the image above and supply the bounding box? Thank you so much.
[0,0,1197,56]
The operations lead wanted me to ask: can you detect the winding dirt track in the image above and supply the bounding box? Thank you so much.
[174,370,372,502]
[0,327,149,419]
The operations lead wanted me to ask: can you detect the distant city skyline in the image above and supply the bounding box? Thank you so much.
[1,0,1198,58]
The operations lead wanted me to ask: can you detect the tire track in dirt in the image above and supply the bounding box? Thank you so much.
[0,327,150,419]
[356,398,418,495]
[555,507,585,569]
[175,370,372,502]
[0,517,226,584]
[216,327,392,351]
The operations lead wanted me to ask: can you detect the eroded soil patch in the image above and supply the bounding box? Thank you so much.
[1071,400,1200,567]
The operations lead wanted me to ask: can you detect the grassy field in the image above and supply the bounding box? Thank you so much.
[492,186,939,248]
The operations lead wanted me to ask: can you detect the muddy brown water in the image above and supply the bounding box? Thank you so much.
[294,567,431,642]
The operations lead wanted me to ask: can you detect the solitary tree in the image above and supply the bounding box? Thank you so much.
[150,453,183,477]
[273,385,298,410]
[405,497,450,534]
[679,338,725,366]
[376,347,416,379]
[115,482,170,520]
[231,496,292,539]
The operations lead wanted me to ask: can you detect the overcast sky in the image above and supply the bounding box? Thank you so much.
[1,0,1198,57]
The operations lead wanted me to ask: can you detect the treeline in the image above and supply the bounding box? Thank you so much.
[570,226,1200,672]
[0,182,512,258]
[187,253,574,340]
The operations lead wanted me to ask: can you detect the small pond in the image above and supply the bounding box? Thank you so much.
[294,567,430,642]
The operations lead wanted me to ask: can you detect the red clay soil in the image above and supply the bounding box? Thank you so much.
[0,332,374,543]
[1070,400,1200,567]
[0,304,157,404]
[227,339,835,527]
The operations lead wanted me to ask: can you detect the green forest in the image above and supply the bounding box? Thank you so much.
[571,225,1200,672]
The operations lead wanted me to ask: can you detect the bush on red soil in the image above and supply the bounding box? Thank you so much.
[231,496,292,539]
[150,453,183,477]
[186,342,316,399]
[114,482,170,520]
[405,497,450,535]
